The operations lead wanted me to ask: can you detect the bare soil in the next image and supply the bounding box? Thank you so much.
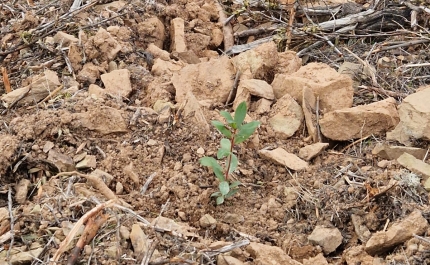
[1,0,430,264]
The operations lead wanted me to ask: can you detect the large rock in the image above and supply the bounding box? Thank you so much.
[101,69,132,98]
[172,56,235,104]
[1,70,60,107]
[320,98,399,141]
[77,62,102,84]
[299,143,329,161]
[397,153,430,180]
[135,17,165,49]
[84,27,121,61]
[372,143,427,160]
[268,94,304,139]
[303,253,328,265]
[387,87,430,146]
[130,224,149,259]
[272,62,353,112]
[302,87,319,142]
[183,92,210,134]
[47,149,75,172]
[53,31,78,47]
[170,17,186,52]
[259,148,308,171]
[274,51,302,75]
[233,79,274,109]
[344,246,383,265]
[232,41,279,79]
[238,79,274,99]
[246,242,302,265]
[365,209,428,255]
[308,226,343,254]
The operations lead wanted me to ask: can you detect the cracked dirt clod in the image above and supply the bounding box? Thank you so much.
[259,147,308,171]
[320,97,399,141]
[308,226,343,254]
[365,209,428,255]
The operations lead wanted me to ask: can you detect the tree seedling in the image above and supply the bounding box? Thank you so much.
[199,102,260,205]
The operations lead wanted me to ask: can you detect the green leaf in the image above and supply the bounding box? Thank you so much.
[212,121,232,138]
[230,181,241,189]
[234,121,260,144]
[200,157,225,181]
[228,153,238,174]
[216,196,225,205]
[220,138,231,151]
[211,191,221,197]
[225,188,239,198]
[213,164,225,181]
[220,111,234,124]
[217,148,230,159]
[200,156,217,167]
[219,181,230,196]
[234,102,247,129]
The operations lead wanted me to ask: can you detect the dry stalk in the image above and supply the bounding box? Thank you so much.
[141,172,157,195]
[67,212,108,265]
[343,46,378,86]
[1,67,11,93]
[340,135,371,153]
[54,171,119,202]
[6,187,14,262]
[51,199,116,263]
[26,85,64,110]
[285,2,296,51]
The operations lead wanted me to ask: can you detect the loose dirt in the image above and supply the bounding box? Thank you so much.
[1,0,430,264]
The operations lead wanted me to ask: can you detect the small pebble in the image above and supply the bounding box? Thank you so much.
[178,211,186,221]
[31,144,39,151]
[182,153,192,162]
[197,147,205,155]
[147,139,157,146]
[174,161,182,171]
[116,182,124,195]
[377,160,391,168]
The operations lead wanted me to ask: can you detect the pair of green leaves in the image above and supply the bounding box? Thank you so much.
[212,102,260,144]
[211,180,241,205]
[199,150,238,181]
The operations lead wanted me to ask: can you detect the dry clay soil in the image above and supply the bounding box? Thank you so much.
[1,0,430,264]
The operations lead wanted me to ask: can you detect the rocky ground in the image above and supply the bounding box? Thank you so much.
[1,0,430,264]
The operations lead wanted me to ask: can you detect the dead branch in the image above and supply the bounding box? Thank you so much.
[67,212,108,265]
[1,67,11,93]
[26,85,64,110]
[51,200,116,263]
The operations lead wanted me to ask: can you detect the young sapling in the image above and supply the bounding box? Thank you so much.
[200,102,260,205]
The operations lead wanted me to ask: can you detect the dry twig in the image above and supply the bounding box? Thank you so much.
[67,212,108,265]
[54,171,119,202]
[51,200,116,263]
